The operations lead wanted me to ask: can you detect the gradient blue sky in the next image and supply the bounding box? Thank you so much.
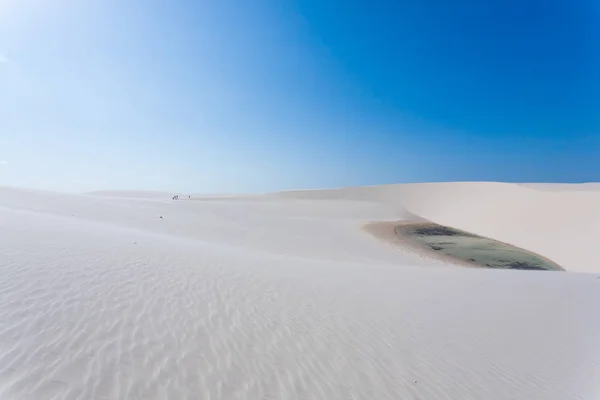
[1,0,599,193]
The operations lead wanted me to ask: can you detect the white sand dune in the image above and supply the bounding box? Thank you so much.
[89,190,246,200]
[1,182,600,399]
[275,182,600,273]
[88,190,181,200]
[519,182,600,192]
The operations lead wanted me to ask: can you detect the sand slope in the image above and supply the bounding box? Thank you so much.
[276,182,600,273]
[1,183,599,399]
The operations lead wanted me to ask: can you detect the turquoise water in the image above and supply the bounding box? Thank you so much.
[395,223,563,271]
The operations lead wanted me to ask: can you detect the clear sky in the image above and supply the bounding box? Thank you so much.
[1,0,599,193]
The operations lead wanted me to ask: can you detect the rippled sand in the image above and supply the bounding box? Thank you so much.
[1,183,600,399]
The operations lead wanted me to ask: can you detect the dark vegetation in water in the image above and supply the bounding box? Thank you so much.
[504,262,547,271]
[414,226,459,236]
[413,226,477,237]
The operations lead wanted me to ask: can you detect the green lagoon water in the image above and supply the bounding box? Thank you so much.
[396,223,563,271]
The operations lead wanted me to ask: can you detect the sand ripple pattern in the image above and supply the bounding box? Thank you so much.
[1,193,600,399]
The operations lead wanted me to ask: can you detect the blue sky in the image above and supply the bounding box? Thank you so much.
[1,0,599,193]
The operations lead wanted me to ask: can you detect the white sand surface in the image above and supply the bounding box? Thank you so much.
[519,182,600,192]
[1,182,600,399]
[88,190,182,200]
